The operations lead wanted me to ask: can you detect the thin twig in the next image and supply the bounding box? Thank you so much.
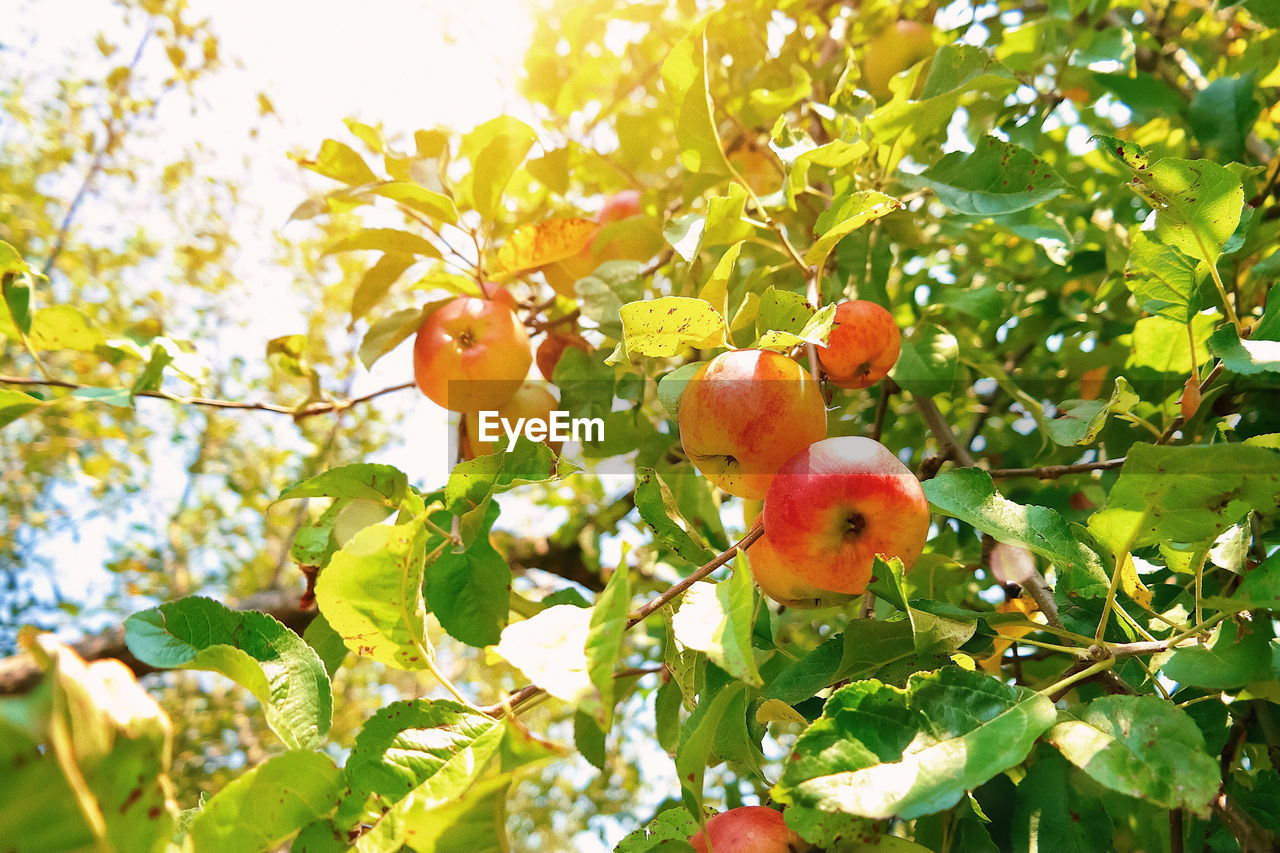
[988,457,1126,479]
[0,375,414,419]
[913,393,976,467]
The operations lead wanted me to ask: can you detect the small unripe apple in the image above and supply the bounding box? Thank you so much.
[536,332,593,381]
[679,349,827,500]
[463,380,562,456]
[689,806,808,853]
[816,300,900,390]
[413,293,531,412]
[861,20,936,100]
[761,436,930,597]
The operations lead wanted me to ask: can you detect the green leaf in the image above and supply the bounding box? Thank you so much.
[574,710,608,770]
[671,572,763,688]
[124,597,332,749]
[359,305,431,369]
[1096,138,1243,267]
[351,254,416,322]
[755,303,837,352]
[425,536,511,648]
[586,558,631,728]
[443,438,556,544]
[766,619,922,704]
[657,362,704,419]
[3,636,177,853]
[0,388,44,428]
[774,668,1056,820]
[891,325,959,395]
[364,182,459,224]
[302,612,348,679]
[298,139,379,185]
[2,266,31,335]
[576,260,645,340]
[676,681,746,815]
[661,16,732,176]
[1086,443,1280,556]
[635,468,717,566]
[697,241,742,317]
[1093,71,1186,120]
[755,287,814,339]
[1188,74,1261,162]
[1208,325,1280,375]
[326,228,442,259]
[189,751,342,853]
[1161,618,1274,689]
[1048,695,1219,814]
[1045,376,1139,447]
[343,699,500,820]
[1123,231,1203,323]
[615,806,701,853]
[902,137,1066,216]
[460,116,536,220]
[278,463,409,505]
[25,305,106,352]
[313,519,435,670]
[1126,313,1214,374]
[804,190,900,270]
[924,469,1108,597]
[615,296,728,362]
[1011,751,1112,853]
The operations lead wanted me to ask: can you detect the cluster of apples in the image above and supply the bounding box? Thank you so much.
[679,301,929,608]
[410,196,653,457]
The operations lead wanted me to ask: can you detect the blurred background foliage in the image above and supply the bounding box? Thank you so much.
[2,0,1279,849]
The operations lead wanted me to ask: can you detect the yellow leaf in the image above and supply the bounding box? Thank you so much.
[499,218,599,274]
[620,297,727,357]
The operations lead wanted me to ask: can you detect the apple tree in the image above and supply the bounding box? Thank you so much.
[3,0,1280,851]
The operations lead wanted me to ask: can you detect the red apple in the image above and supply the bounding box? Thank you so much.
[747,531,859,609]
[761,436,930,596]
[679,349,827,500]
[541,191,656,297]
[597,189,642,224]
[816,300,900,390]
[689,806,807,853]
[463,380,562,456]
[862,20,936,100]
[536,332,593,380]
[413,293,531,413]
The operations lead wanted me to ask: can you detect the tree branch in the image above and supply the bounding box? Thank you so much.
[988,457,1126,479]
[0,375,414,419]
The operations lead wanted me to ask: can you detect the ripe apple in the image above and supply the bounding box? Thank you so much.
[816,300,901,390]
[541,190,655,297]
[862,20,936,100]
[761,436,930,597]
[689,806,808,853]
[679,349,827,500]
[536,332,593,380]
[747,531,859,609]
[729,140,783,198]
[413,293,531,412]
[463,380,562,456]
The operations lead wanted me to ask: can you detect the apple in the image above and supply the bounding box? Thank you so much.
[413,293,532,412]
[541,191,655,297]
[679,349,827,500]
[729,140,783,198]
[761,436,930,597]
[463,380,562,456]
[861,20,936,100]
[747,531,859,609]
[536,332,593,380]
[816,300,901,390]
[689,806,808,853]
